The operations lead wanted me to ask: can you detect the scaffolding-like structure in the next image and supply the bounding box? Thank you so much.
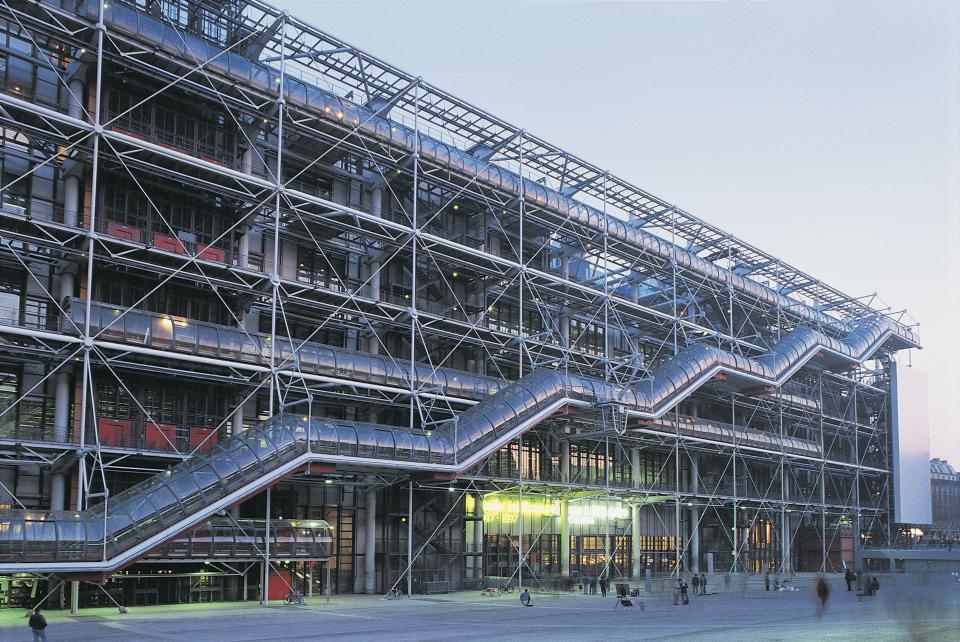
[0,0,919,608]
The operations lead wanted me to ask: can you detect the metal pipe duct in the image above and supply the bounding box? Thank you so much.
[657,416,822,458]
[62,299,505,401]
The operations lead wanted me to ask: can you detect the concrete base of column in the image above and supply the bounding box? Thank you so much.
[472,492,484,579]
[70,580,79,614]
[690,508,700,574]
[631,505,642,579]
[560,499,570,576]
[50,473,66,512]
[364,488,376,594]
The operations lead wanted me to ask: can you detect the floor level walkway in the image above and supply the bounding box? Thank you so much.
[1,574,957,641]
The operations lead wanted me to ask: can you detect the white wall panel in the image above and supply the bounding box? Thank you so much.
[891,361,932,524]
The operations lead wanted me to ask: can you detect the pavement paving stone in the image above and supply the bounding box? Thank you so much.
[0,574,956,641]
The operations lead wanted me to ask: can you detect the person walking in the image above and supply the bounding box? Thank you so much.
[692,573,700,596]
[764,572,770,591]
[844,568,853,592]
[815,576,830,617]
[680,578,689,605]
[700,572,707,595]
[599,576,608,598]
[28,607,48,642]
[588,574,596,595]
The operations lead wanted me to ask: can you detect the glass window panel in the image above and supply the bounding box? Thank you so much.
[197,325,219,356]
[218,328,241,360]
[23,519,55,558]
[207,447,243,485]
[333,425,356,456]
[167,469,205,512]
[138,483,175,525]
[120,490,158,525]
[189,463,223,502]
[173,319,197,353]
[225,440,261,476]
[151,316,173,348]
[56,519,86,560]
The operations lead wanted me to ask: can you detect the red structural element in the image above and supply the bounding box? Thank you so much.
[111,127,145,141]
[800,528,854,573]
[152,233,186,254]
[196,243,225,263]
[741,385,775,396]
[97,418,134,448]
[268,568,292,601]
[158,142,183,154]
[413,471,457,481]
[200,155,229,168]
[146,423,178,451]
[293,463,336,476]
[104,221,143,242]
[189,427,219,453]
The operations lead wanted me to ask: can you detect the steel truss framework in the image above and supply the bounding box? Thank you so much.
[0,0,918,601]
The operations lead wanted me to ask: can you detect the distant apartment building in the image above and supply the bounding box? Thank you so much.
[930,459,960,541]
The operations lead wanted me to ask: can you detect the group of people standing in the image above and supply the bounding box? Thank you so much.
[584,574,610,597]
[690,572,708,596]
[673,572,709,605]
[577,567,884,609]
[843,568,880,596]
[764,572,787,591]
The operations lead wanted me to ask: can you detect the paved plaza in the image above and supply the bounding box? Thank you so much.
[1,574,958,641]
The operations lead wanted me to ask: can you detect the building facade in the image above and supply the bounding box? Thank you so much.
[0,0,920,609]
[931,459,960,542]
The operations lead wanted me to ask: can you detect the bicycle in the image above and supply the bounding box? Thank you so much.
[482,582,514,596]
[283,591,305,606]
[385,588,405,600]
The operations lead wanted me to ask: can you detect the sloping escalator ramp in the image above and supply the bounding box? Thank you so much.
[0,315,914,574]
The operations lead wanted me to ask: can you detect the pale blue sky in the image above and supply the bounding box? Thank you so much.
[277,0,960,463]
